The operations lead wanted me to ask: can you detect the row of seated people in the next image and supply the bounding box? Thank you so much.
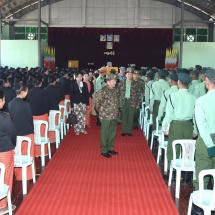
[0,71,95,211]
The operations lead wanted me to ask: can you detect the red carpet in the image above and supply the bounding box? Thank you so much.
[16,117,179,215]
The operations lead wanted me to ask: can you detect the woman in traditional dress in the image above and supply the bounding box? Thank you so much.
[83,72,94,127]
[8,85,35,181]
[0,90,16,211]
[27,76,49,157]
[70,72,89,135]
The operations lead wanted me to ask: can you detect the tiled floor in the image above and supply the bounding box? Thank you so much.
[9,133,213,215]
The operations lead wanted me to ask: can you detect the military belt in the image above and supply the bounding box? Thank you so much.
[171,119,192,123]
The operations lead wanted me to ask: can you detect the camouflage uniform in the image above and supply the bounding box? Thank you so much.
[94,85,119,153]
[118,80,141,134]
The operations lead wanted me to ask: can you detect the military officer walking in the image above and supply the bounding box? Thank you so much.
[94,74,119,158]
[150,70,170,131]
[162,73,196,180]
[118,68,141,136]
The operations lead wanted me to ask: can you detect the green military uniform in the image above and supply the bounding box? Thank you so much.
[188,79,199,95]
[188,70,200,95]
[145,74,154,107]
[193,70,215,190]
[194,81,206,98]
[118,71,141,135]
[162,73,196,170]
[133,70,145,128]
[158,82,178,121]
[94,74,119,154]
[194,69,207,98]
[150,70,170,131]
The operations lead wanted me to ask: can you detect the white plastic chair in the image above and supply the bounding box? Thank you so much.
[187,169,215,215]
[157,131,168,173]
[64,99,71,130]
[150,116,162,150]
[14,136,36,195]
[48,110,61,149]
[139,102,145,130]
[143,106,152,140]
[168,139,196,198]
[0,163,13,215]
[33,120,51,167]
[59,105,67,139]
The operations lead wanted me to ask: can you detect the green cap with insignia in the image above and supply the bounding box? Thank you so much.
[205,69,215,79]
[105,73,117,81]
[126,67,134,73]
[134,70,140,74]
[178,73,192,84]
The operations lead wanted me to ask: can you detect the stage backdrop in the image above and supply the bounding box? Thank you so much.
[48,28,172,69]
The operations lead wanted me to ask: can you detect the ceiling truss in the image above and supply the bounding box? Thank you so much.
[0,0,214,24]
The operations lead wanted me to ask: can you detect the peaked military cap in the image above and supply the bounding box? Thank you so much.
[205,69,215,79]
[119,67,126,70]
[190,70,199,76]
[178,73,192,84]
[195,65,202,70]
[126,67,134,73]
[200,69,206,74]
[158,70,167,77]
[169,73,178,82]
[98,67,106,73]
[134,70,140,74]
[105,73,117,81]
[146,72,155,80]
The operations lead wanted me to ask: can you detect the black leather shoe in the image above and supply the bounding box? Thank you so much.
[121,133,126,136]
[127,133,133,136]
[108,150,118,155]
[101,153,111,158]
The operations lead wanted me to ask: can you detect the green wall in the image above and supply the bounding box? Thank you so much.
[173,42,215,69]
[1,40,47,68]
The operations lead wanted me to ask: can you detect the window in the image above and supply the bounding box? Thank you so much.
[15,26,47,41]
[174,28,208,43]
